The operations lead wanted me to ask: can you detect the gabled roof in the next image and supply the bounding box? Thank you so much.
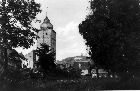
[59,56,91,65]
[56,61,64,64]
[74,56,91,62]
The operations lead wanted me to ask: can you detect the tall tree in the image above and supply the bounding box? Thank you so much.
[0,0,41,77]
[79,0,140,78]
[35,43,56,73]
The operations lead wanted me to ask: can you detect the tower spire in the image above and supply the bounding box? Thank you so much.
[40,11,53,29]
[44,12,50,23]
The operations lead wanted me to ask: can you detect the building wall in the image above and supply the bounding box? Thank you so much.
[73,56,91,75]
[37,28,56,52]
[73,62,90,70]
[51,30,56,52]
[23,51,34,68]
[37,29,52,48]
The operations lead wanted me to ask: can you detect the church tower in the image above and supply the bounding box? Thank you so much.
[37,16,53,48]
[22,15,56,69]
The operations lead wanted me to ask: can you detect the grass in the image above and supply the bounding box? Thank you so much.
[1,76,140,91]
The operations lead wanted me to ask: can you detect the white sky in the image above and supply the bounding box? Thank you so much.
[16,0,90,60]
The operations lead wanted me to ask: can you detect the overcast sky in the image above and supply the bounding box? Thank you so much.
[16,0,90,60]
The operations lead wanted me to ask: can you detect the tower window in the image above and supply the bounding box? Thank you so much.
[48,27,52,29]
[46,33,48,35]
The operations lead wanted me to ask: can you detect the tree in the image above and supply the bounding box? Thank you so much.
[35,43,56,74]
[0,0,41,78]
[79,0,140,78]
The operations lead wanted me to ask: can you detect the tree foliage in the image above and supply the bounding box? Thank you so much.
[35,43,56,73]
[0,0,41,49]
[79,0,140,75]
[0,0,41,81]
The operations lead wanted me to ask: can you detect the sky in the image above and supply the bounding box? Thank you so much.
[16,0,90,60]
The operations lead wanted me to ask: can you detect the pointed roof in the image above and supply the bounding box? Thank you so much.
[40,14,53,29]
[43,16,50,23]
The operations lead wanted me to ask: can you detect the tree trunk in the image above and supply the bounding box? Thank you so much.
[96,68,99,78]
[2,0,8,82]
[107,70,111,78]
[4,48,8,73]
[88,66,92,76]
